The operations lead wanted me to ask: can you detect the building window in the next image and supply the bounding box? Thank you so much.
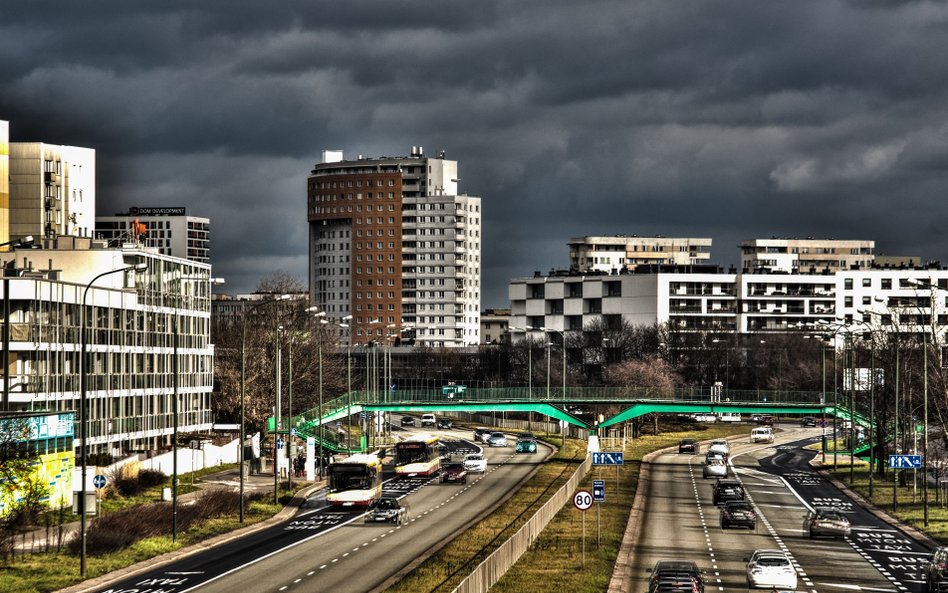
[844,278,853,290]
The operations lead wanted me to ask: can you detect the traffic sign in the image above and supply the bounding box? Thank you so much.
[441,384,467,398]
[592,452,624,466]
[592,480,605,503]
[889,454,922,469]
[573,489,593,511]
[92,474,107,489]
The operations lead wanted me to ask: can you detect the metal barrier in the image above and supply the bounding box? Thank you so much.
[452,453,593,593]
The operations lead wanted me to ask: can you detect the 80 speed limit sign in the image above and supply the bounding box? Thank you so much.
[573,489,593,511]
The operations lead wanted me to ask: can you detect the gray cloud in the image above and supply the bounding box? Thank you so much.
[2,0,948,306]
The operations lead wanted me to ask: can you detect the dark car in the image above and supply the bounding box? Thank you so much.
[923,546,948,593]
[436,417,454,429]
[803,507,851,538]
[648,560,705,593]
[400,416,415,427]
[365,498,409,525]
[518,432,536,441]
[801,416,817,427]
[720,501,757,530]
[756,415,775,426]
[678,438,700,454]
[473,427,493,443]
[712,479,745,505]
[440,462,468,484]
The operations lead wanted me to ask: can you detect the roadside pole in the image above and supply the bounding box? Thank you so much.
[574,489,592,568]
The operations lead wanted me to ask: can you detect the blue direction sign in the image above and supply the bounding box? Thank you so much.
[889,454,922,469]
[92,474,107,489]
[592,479,605,502]
[592,452,624,466]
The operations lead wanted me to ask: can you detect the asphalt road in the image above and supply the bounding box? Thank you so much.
[93,425,552,593]
[629,424,933,593]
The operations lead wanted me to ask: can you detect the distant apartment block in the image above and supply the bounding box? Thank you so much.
[568,235,712,273]
[480,308,510,345]
[308,147,481,347]
[9,141,95,244]
[509,266,948,347]
[740,238,874,274]
[96,207,210,263]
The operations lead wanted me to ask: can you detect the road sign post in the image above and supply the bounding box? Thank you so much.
[889,454,922,469]
[592,451,624,493]
[573,489,593,567]
[593,479,604,547]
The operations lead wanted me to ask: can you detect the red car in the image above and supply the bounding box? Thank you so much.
[440,462,468,484]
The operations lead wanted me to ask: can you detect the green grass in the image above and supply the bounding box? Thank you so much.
[0,492,295,593]
[383,422,750,593]
[828,466,948,543]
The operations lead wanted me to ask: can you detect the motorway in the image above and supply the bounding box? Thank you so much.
[629,424,932,593]
[95,424,553,593]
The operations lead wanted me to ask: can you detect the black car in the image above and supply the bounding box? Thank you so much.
[678,439,700,454]
[720,501,756,530]
[711,479,745,505]
[473,427,493,443]
[924,546,948,593]
[801,416,817,427]
[400,416,415,427]
[648,560,705,593]
[518,432,536,441]
[436,418,454,429]
[756,415,775,426]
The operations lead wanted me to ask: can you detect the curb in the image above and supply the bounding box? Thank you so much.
[813,465,940,548]
[53,481,326,593]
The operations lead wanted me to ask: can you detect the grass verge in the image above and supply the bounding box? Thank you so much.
[0,486,304,593]
[383,423,750,593]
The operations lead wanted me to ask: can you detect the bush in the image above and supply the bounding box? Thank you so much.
[108,466,167,497]
[137,469,166,489]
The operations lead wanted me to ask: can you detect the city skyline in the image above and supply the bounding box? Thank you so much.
[3,1,948,307]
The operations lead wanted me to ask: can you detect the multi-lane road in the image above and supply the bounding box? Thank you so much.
[630,425,932,593]
[95,425,553,593]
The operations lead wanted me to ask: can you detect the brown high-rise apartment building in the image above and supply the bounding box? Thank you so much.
[308,147,482,347]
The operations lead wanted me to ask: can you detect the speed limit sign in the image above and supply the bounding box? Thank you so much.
[573,489,593,511]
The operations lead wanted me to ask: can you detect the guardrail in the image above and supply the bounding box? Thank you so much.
[452,453,593,593]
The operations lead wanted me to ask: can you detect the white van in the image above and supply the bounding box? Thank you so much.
[421,413,436,427]
[750,427,774,444]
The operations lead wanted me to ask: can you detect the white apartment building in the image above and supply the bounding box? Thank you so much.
[9,142,95,244]
[308,147,481,347]
[96,207,210,263]
[740,238,875,273]
[509,267,948,346]
[0,244,214,455]
[568,236,712,273]
[480,308,511,345]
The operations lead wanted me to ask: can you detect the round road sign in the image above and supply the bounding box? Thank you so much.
[573,489,593,511]
[93,474,107,489]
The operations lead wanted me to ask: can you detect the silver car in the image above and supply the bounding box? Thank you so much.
[703,458,727,478]
[487,432,508,447]
[804,507,851,538]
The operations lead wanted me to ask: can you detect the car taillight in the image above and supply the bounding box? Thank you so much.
[691,578,699,593]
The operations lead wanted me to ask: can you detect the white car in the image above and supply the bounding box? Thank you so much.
[746,549,798,590]
[421,413,436,427]
[463,453,487,473]
[703,458,727,478]
[750,427,774,444]
[708,440,730,456]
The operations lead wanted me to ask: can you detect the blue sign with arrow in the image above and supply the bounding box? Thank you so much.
[93,474,107,489]
[889,454,922,469]
[592,452,624,466]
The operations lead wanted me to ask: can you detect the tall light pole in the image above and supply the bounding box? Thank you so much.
[542,327,568,446]
[79,259,146,576]
[239,294,290,520]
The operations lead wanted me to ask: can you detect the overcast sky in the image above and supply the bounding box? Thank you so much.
[3,1,948,307]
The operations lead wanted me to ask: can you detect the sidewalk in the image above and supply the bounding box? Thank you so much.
[15,467,324,556]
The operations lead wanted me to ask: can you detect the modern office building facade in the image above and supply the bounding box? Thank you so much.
[0,244,214,455]
[509,266,948,347]
[740,238,875,273]
[9,142,95,245]
[568,235,713,273]
[96,207,210,263]
[307,147,481,347]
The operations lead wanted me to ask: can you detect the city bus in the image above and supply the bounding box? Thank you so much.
[394,434,442,477]
[326,454,384,507]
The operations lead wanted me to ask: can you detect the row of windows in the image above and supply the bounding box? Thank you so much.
[315,179,397,189]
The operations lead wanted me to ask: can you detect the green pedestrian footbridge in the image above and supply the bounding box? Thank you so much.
[281,387,873,455]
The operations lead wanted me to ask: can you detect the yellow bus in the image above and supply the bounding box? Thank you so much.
[326,454,384,507]
[394,434,442,477]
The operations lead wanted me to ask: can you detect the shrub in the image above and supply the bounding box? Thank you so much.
[137,469,166,489]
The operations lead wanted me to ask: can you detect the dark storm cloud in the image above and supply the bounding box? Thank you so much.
[2,0,948,305]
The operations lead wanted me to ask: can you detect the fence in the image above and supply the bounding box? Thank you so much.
[452,453,593,593]
[452,411,588,440]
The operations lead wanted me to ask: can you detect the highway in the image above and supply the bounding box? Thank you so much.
[629,424,932,593]
[94,424,553,593]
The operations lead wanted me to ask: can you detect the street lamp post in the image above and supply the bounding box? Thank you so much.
[79,259,146,577]
[541,326,568,447]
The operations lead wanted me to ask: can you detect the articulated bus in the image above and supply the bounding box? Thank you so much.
[326,454,384,507]
[394,434,441,477]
